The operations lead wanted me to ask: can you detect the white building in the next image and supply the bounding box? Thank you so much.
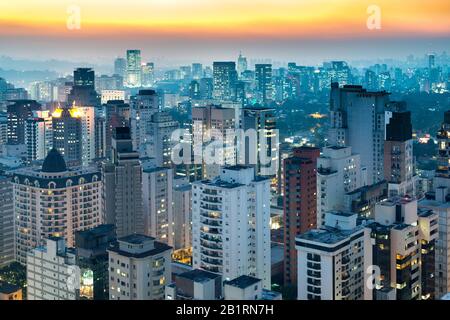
[108,234,172,300]
[317,146,362,226]
[27,237,79,300]
[192,166,271,288]
[143,166,174,246]
[13,149,102,264]
[296,211,373,300]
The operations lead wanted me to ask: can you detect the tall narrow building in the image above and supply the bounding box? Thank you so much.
[255,64,273,104]
[213,62,237,101]
[7,100,41,145]
[192,166,271,288]
[0,175,14,267]
[283,146,320,287]
[102,127,144,238]
[25,110,53,163]
[329,84,390,185]
[126,49,142,87]
[384,106,415,197]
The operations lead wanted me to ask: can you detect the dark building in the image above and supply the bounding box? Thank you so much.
[67,68,100,106]
[75,224,116,300]
[166,269,222,300]
[7,100,41,144]
[52,108,82,166]
[283,146,320,288]
[104,100,131,159]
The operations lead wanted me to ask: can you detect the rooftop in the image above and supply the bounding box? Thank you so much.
[118,234,155,244]
[178,269,221,283]
[42,148,67,173]
[225,275,261,289]
[296,224,363,245]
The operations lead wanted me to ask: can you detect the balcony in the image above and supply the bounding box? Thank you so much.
[200,226,221,235]
[201,249,223,258]
[201,197,220,204]
[200,240,222,250]
[200,233,222,243]
[200,218,222,227]
[201,256,222,266]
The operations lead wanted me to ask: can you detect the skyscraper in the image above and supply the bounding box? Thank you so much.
[101,127,144,238]
[67,68,100,107]
[13,149,102,264]
[141,62,155,87]
[7,100,41,145]
[192,105,236,179]
[283,147,320,288]
[148,111,179,168]
[142,166,174,246]
[104,100,131,159]
[192,63,203,80]
[130,89,159,154]
[213,62,237,101]
[237,53,247,77]
[126,50,142,87]
[25,110,53,163]
[255,64,273,104]
[384,105,415,197]
[192,166,271,288]
[114,57,127,79]
[329,84,390,185]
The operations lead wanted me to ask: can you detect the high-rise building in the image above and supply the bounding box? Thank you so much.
[436,110,450,180]
[142,62,155,87]
[192,166,271,288]
[114,57,127,79]
[75,224,116,300]
[104,100,130,159]
[329,84,390,185]
[213,62,237,101]
[192,105,236,179]
[126,50,142,87]
[0,175,14,267]
[237,53,248,77]
[368,196,438,300]
[130,89,159,153]
[148,111,179,167]
[13,149,102,264]
[27,237,78,300]
[108,234,172,300]
[25,110,53,163]
[142,166,174,246]
[384,106,415,197]
[317,146,362,226]
[255,64,273,104]
[241,106,279,178]
[172,179,192,250]
[52,107,82,166]
[102,127,144,238]
[7,100,41,145]
[296,211,373,300]
[192,63,203,80]
[52,106,95,167]
[283,147,320,287]
[67,68,100,107]
[418,110,450,298]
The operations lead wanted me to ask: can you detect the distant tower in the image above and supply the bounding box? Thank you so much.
[213,62,237,101]
[126,50,142,87]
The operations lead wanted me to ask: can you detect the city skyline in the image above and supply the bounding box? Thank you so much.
[0,0,449,63]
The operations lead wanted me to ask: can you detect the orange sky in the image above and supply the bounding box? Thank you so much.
[0,0,449,39]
